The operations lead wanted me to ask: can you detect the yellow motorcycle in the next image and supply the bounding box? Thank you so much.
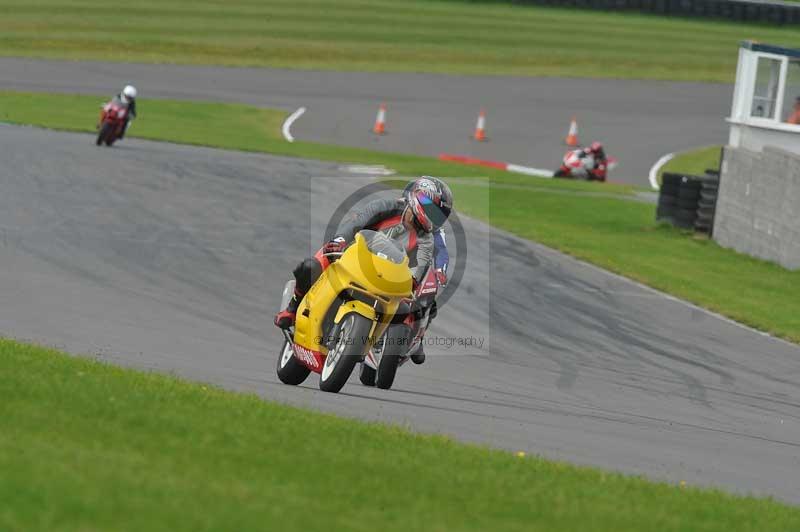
[276,230,413,393]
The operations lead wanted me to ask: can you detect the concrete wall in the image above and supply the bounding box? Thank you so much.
[714,146,800,270]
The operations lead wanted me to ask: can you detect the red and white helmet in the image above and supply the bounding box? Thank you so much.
[403,177,453,233]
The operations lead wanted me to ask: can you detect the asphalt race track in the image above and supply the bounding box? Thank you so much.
[0,58,731,185]
[2,125,799,502]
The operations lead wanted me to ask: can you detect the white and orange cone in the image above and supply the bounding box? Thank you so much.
[373,102,387,135]
[472,108,488,142]
[564,116,579,146]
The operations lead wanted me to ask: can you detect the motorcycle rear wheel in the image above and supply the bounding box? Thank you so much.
[359,363,376,386]
[377,324,411,390]
[276,339,311,385]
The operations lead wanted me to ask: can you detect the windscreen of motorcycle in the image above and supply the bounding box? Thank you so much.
[360,230,406,264]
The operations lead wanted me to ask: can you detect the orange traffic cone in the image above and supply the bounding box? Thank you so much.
[565,116,579,146]
[373,103,387,135]
[472,108,488,141]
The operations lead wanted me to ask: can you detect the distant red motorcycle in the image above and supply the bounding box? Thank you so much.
[96,101,129,147]
[553,148,618,182]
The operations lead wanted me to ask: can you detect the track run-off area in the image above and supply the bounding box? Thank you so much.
[1,124,799,502]
[0,58,731,186]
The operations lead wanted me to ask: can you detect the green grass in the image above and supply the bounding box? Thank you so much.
[0,90,636,195]
[660,145,723,181]
[4,90,800,344]
[451,181,800,343]
[1,0,800,82]
[0,91,286,151]
[2,338,799,532]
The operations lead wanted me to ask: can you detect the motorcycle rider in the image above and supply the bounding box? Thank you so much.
[110,85,137,139]
[583,141,608,181]
[274,177,453,364]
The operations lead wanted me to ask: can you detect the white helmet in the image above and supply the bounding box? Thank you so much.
[122,85,137,101]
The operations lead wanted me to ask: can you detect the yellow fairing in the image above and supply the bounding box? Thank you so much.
[294,232,413,355]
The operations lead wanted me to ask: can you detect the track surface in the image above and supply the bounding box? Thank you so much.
[2,125,799,502]
[0,58,731,185]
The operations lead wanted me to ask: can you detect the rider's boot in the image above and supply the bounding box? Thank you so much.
[274,292,300,329]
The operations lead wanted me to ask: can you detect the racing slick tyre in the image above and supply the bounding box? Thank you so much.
[677,197,700,209]
[673,207,697,229]
[276,338,311,385]
[377,324,411,390]
[678,187,701,201]
[359,363,376,386]
[319,313,372,393]
[96,122,112,146]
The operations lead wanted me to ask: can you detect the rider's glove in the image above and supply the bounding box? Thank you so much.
[322,237,347,255]
[436,268,448,287]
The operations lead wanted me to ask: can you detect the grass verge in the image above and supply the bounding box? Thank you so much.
[660,145,723,181]
[451,182,800,342]
[2,338,799,531]
[0,90,636,195]
[3,91,800,343]
[1,0,800,82]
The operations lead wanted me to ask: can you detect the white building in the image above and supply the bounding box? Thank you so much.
[714,41,800,270]
[727,40,800,154]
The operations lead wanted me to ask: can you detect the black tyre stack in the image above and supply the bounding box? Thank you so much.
[657,172,720,233]
[655,173,679,223]
[694,170,720,235]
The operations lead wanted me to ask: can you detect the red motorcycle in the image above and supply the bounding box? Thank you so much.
[553,148,618,182]
[96,101,129,147]
[358,264,441,389]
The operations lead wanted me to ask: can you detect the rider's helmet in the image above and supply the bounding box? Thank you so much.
[588,141,604,156]
[121,85,138,104]
[403,177,453,233]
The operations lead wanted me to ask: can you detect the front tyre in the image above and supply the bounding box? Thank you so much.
[319,313,372,393]
[276,339,311,385]
[97,122,112,146]
[105,130,117,146]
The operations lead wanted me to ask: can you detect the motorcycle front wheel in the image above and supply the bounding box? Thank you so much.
[319,313,372,393]
[96,122,112,146]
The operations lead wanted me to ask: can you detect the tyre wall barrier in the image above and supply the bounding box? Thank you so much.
[510,0,800,25]
[657,172,719,232]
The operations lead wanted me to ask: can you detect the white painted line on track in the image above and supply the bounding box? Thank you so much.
[507,164,554,178]
[648,152,674,190]
[282,106,306,143]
